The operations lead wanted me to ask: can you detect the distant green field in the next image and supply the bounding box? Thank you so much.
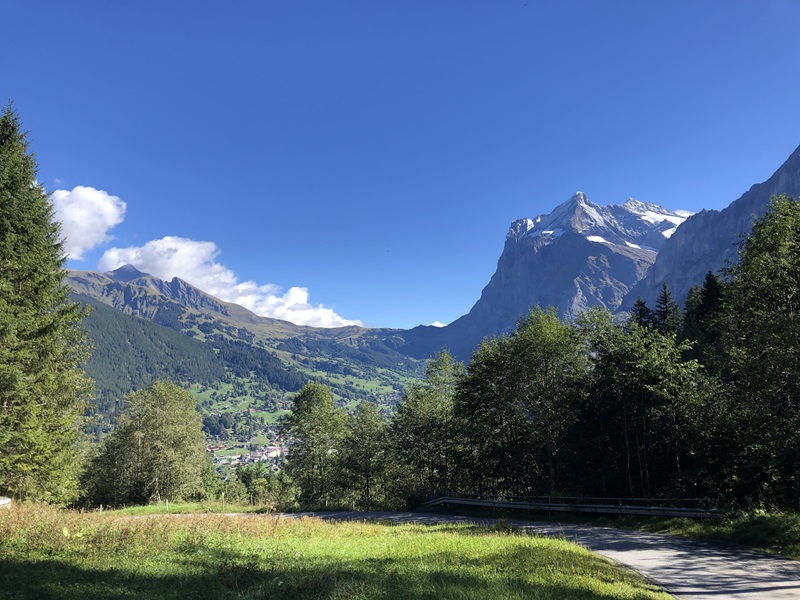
[0,503,670,600]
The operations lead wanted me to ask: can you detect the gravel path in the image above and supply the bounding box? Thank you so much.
[295,511,800,599]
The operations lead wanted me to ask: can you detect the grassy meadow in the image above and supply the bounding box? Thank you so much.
[0,503,670,600]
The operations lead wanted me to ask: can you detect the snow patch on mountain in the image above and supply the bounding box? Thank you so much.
[508,192,692,252]
[586,235,609,244]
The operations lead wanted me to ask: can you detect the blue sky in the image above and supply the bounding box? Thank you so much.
[4,1,800,328]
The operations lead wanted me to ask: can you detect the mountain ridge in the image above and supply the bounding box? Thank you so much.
[70,142,800,379]
[426,192,690,357]
[622,142,800,310]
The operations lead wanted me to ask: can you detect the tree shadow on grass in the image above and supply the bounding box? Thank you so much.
[0,542,666,600]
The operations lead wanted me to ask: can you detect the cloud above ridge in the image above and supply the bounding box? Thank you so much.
[98,236,361,328]
[51,186,127,259]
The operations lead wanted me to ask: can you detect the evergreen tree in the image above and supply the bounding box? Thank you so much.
[0,106,93,503]
[681,284,703,343]
[681,272,725,369]
[629,296,654,328]
[654,282,682,335]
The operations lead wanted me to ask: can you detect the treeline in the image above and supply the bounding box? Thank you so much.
[212,339,306,391]
[281,195,800,511]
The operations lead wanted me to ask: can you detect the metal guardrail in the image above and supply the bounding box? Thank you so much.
[422,495,723,519]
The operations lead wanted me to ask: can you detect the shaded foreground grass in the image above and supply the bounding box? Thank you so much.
[441,505,800,560]
[0,504,669,599]
[609,511,800,559]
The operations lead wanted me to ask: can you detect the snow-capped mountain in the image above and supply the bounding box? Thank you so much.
[427,192,691,358]
[507,192,690,253]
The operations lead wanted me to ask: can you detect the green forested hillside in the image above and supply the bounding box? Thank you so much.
[73,285,421,436]
[77,295,226,413]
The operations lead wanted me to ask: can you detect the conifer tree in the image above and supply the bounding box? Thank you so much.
[629,296,653,328]
[654,282,682,335]
[0,105,92,503]
[681,272,725,368]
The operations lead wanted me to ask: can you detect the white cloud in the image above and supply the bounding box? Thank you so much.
[51,186,127,260]
[430,321,447,328]
[98,236,362,328]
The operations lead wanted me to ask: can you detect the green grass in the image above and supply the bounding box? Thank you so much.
[255,409,290,424]
[0,503,669,600]
[441,505,800,560]
[105,501,261,515]
[603,511,800,559]
[213,446,247,457]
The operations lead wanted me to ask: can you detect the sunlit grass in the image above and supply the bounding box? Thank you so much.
[0,503,669,599]
[106,500,261,516]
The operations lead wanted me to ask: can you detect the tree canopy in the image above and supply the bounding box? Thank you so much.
[86,380,207,505]
[280,382,347,508]
[390,350,462,502]
[717,195,800,505]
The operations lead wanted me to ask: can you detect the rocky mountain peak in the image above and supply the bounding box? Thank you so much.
[506,193,690,252]
[506,218,537,241]
[108,263,151,282]
[434,193,691,358]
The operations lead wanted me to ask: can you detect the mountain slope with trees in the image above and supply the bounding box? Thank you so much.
[68,269,422,427]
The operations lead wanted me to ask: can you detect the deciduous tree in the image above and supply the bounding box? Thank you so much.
[280,382,346,508]
[340,402,389,510]
[719,195,800,505]
[456,308,586,496]
[87,380,207,504]
[390,350,462,502]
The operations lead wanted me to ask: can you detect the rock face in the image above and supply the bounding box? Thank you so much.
[622,143,800,310]
[67,265,266,326]
[433,192,690,358]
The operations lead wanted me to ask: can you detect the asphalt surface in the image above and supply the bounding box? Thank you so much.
[293,511,800,599]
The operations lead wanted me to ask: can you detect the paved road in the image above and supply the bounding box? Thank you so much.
[296,511,800,599]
